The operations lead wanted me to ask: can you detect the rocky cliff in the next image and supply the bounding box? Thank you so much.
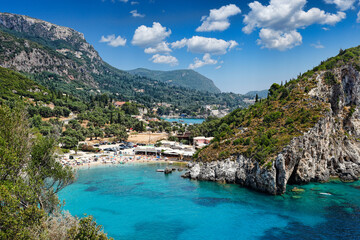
[184,62,360,195]
[0,12,105,87]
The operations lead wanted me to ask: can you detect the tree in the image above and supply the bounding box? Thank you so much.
[60,136,78,149]
[0,104,100,239]
[31,114,42,128]
[67,215,111,240]
[94,127,103,140]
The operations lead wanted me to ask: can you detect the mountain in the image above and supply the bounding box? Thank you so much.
[184,46,360,195]
[245,89,268,99]
[0,12,247,113]
[128,68,221,93]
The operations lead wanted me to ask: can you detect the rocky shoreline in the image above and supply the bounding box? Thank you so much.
[183,65,360,195]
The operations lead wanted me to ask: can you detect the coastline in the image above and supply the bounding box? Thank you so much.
[73,160,188,170]
[61,153,189,170]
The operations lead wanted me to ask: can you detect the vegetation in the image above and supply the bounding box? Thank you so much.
[0,104,112,239]
[128,68,221,93]
[193,45,360,164]
[189,51,356,164]
[0,28,250,116]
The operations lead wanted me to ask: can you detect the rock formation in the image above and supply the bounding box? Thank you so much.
[183,64,360,194]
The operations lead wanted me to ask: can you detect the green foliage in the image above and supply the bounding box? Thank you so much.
[0,103,112,239]
[233,138,243,146]
[68,215,112,240]
[218,151,230,159]
[324,72,337,85]
[128,68,221,93]
[263,111,282,124]
[191,56,329,163]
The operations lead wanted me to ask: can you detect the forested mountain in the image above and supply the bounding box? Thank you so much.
[0,12,247,114]
[185,45,360,195]
[128,68,221,93]
[245,89,268,99]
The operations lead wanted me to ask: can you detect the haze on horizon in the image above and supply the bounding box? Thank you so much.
[2,0,360,93]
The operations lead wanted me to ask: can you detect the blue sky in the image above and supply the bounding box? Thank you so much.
[1,0,360,93]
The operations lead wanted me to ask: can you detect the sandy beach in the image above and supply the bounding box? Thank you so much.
[58,150,188,169]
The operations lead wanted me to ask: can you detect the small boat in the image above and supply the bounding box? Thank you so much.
[320,192,332,196]
[156,169,165,172]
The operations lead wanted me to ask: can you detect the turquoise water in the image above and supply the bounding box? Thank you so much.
[162,118,205,124]
[59,164,360,240]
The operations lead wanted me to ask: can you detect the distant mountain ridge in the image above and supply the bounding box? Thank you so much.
[128,68,221,93]
[245,89,268,99]
[0,12,250,114]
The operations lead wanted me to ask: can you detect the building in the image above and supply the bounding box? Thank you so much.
[114,101,126,107]
[193,136,214,148]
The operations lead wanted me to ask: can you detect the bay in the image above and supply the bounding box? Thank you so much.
[59,163,360,240]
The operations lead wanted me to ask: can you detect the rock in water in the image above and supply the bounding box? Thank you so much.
[164,167,173,174]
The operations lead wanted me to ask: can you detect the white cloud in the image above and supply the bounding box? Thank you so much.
[196,4,241,32]
[322,27,330,30]
[229,40,239,50]
[256,29,302,51]
[119,0,128,2]
[243,0,345,34]
[171,38,188,49]
[132,22,171,47]
[324,0,356,11]
[243,0,346,50]
[189,53,217,69]
[131,1,139,5]
[357,10,360,23]
[171,36,237,55]
[144,42,171,54]
[311,41,325,49]
[100,34,127,47]
[130,10,145,18]
[215,65,222,70]
[150,54,178,66]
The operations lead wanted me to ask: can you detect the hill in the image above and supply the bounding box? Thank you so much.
[245,89,268,99]
[128,68,221,93]
[184,45,360,195]
[0,12,247,115]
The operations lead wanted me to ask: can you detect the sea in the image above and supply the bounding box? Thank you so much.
[59,163,360,240]
[162,118,205,124]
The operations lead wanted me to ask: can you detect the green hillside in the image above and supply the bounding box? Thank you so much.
[190,45,360,165]
[128,68,221,93]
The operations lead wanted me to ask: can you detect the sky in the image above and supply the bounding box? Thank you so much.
[1,0,360,93]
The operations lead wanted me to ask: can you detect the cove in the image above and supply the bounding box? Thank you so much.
[59,163,360,240]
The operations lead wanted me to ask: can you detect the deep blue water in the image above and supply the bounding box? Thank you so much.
[162,118,205,124]
[59,164,360,240]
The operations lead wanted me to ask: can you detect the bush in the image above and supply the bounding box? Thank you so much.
[263,111,282,123]
[218,151,230,159]
[233,138,243,145]
[324,72,337,85]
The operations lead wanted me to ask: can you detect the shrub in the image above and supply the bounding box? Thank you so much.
[233,138,243,146]
[324,72,337,85]
[263,111,282,123]
[218,151,230,159]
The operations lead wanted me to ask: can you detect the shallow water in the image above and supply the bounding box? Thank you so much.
[162,118,205,124]
[59,164,360,240]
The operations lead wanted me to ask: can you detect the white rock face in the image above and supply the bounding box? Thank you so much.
[0,12,102,87]
[184,64,360,195]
